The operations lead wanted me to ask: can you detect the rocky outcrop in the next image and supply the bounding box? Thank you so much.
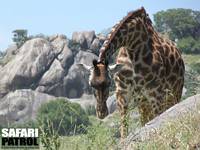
[0,89,56,125]
[72,31,96,50]
[123,94,200,149]
[0,32,105,99]
[3,44,18,64]
[0,38,57,98]
[69,94,117,115]
[107,94,117,114]
[63,50,98,97]
[72,31,104,55]
[0,31,107,125]
[36,59,65,96]
[0,90,117,125]
[69,94,96,111]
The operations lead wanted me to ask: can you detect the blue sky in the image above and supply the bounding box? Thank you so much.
[0,0,199,51]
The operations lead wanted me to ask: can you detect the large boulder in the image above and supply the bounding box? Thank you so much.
[63,51,98,98]
[3,44,18,64]
[69,94,96,112]
[72,31,96,49]
[36,59,65,96]
[35,35,76,97]
[89,37,103,55]
[50,34,68,54]
[107,94,117,114]
[0,32,105,99]
[57,45,74,70]
[37,49,98,98]
[123,94,200,149]
[69,94,117,116]
[0,38,58,98]
[0,89,56,125]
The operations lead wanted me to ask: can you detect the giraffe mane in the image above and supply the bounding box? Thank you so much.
[99,7,151,62]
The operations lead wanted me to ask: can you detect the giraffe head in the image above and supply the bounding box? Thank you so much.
[78,59,122,119]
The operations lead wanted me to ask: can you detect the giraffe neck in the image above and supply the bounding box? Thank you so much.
[98,7,154,63]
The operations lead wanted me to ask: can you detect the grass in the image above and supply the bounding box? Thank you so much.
[4,106,199,150]
[56,109,141,150]
[57,116,120,150]
[49,102,200,150]
[182,54,200,66]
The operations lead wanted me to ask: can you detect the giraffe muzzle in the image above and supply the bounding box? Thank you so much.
[96,102,108,119]
[96,108,108,119]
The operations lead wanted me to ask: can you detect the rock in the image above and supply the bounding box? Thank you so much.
[0,38,59,98]
[182,86,187,96]
[74,50,98,65]
[69,94,117,115]
[4,44,18,57]
[36,59,65,96]
[50,34,68,54]
[49,34,67,42]
[90,38,102,55]
[72,31,96,49]
[62,50,98,98]
[123,94,200,149]
[0,89,56,125]
[83,31,96,48]
[63,65,85,98]
[1,44,18,65]
[107,94,117,114]
[36,49,97,98]
[57,44,74,70]
[34,35,76,97]
[69,94,96,111]
[0,32,101,99]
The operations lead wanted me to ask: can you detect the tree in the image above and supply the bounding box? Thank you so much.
[177,37,200,54]
[12,29,28,48]
[154,9,200,41]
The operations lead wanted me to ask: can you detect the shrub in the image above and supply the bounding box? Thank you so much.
[183,69,200,99]
[85,105,96,116]
[12,29,28,48]
[62,121,118,150]
[177,37,200,54]
[191,63,200,74]
[36,99,90,136]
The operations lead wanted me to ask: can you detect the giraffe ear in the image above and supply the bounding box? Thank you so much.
[92,59,98,67]
[109,64,124,74]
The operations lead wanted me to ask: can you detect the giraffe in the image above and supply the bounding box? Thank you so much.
[78,7,185,139]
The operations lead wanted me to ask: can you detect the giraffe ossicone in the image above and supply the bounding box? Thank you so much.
[78,7,185,139]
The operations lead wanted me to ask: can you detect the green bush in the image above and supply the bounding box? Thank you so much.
[63,121,118,150]
[12,29,28,48]
[85,105,96,116]
[177,37,200,54]
[37,99,90,136]
[191,63,200,74]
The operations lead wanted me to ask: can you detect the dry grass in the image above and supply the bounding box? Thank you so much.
[129,105,200,150]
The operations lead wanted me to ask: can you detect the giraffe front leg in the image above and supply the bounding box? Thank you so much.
[116,90,129,139]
